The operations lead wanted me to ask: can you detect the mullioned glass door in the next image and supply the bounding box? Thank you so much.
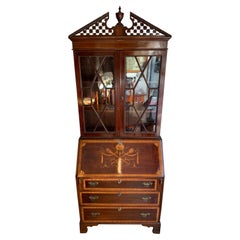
[79,55,115,133]
[124,55,162,134]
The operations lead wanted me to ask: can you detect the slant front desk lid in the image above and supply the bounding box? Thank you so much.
[77,139,164,177]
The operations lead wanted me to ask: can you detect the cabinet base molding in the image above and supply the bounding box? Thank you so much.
[79,221,161,234]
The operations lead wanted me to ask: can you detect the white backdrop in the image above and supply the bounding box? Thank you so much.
[1,0,240,239]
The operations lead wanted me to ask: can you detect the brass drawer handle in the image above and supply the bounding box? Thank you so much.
[89,195,99,201]
[88,181,99,187]
[91,212,100,217]
[142,196,152,202]
[140,212,151,218]
[142,181,153,187]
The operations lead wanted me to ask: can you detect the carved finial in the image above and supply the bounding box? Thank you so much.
[113,7,127,36]
[116,6,124,23]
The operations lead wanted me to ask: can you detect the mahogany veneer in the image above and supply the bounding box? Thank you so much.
[69,7,171,234]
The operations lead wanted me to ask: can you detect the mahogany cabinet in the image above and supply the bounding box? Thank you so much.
[69,7,171,234]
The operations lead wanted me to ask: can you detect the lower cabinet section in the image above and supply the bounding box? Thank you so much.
[77,178,163,234]
[76,139,164,234]
[82,207,159,222]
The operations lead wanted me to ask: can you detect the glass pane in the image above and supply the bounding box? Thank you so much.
[124,56,161,133]
[79,56,115,133]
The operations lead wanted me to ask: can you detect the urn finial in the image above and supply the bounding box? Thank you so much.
[116,6,124,23]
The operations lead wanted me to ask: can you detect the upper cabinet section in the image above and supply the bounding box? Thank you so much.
[69,8,171,138]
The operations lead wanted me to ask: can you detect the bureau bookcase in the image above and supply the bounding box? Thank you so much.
[69,7,171,234]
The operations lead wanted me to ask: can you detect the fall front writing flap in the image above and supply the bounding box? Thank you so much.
[77,139,164,176]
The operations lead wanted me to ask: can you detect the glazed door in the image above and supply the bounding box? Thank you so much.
[75,50,166,137]
[76,52,119,137]
[120,51,166,137]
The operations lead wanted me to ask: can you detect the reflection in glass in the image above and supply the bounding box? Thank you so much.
[124,56,161,133]
[79,56,115,132]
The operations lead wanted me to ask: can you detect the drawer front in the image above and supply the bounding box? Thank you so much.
[83,179,157,190]
[82,207,158,222]
[81,192,159,204]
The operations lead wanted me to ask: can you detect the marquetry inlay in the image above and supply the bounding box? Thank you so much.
[100,142,139,174]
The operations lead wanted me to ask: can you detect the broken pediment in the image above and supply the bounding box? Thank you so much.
[69,7,171,38]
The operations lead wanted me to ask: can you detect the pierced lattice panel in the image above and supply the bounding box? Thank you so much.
[126,14,163,36]
[75,15,113,36]
[126,19,159,36]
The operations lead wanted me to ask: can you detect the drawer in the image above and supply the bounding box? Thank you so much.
[83,179,157,190]
[81,192,159,205]
[82,207,159,222]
